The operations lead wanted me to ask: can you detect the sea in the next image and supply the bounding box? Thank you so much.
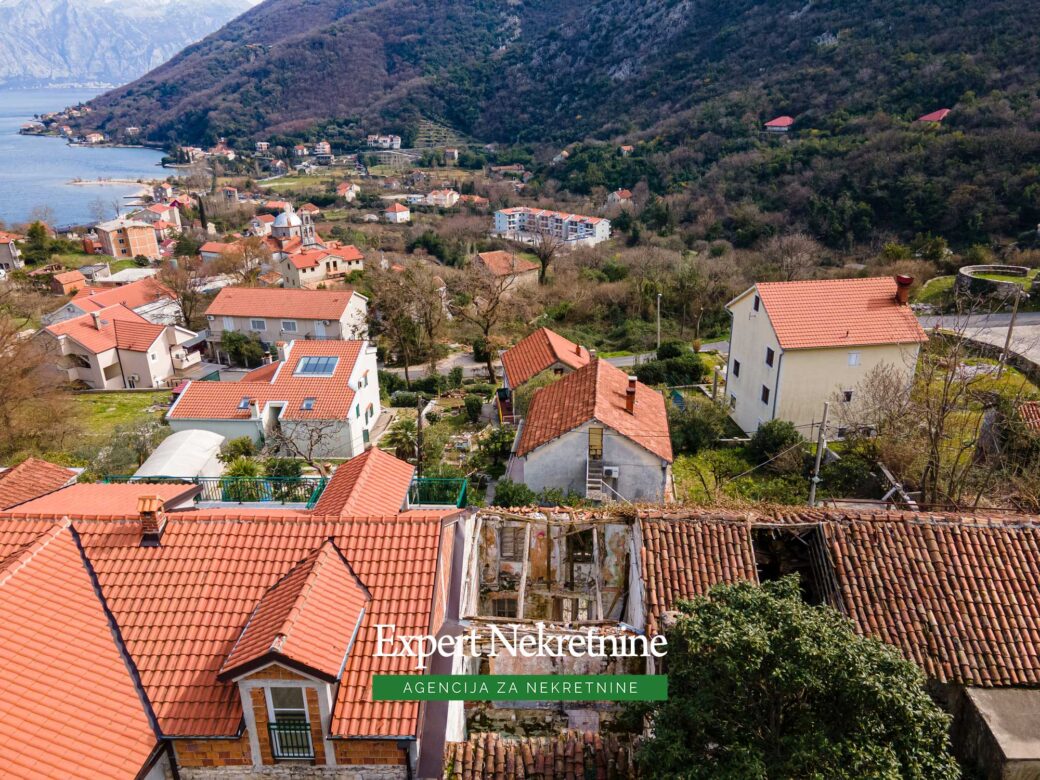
[0,87,171,228]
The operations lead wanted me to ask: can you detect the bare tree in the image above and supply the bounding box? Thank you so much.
[215,237,271,285]
[367,266,428,387]
[267,419,342,477]
[762,233,822,281]
[159,255,212,329]
[530,229,565,285]
[450,262,516,381]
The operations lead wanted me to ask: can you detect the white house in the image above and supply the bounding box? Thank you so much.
[204,287,369,358]
[606,188,633,207]
[506,359,672,502]
[384,202,411,223]
[167,340,382,459]
[40,304,199,389]
[492,207,610,247]
[724,275,928,435]
[426,189,460,208]
[0,230,23,271]
[279,245,364,289]
[42,277,181,326]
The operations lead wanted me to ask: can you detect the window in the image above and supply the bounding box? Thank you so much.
[295,356,339,376]
[493,597,518,619]
[567,530,594,563]
[729,394,737,409]
[355,404,360,418]
[238,397,251,410]
[281,320,297,333]
[500,526,525,561]
[842,390,854,403]
[753,295,760,312]
[150,353,156,361]
[732,359,741,378]
[761,385,770,404]
[300,397,316,411]
[765,347,775,367]
[250,319,266,332]
[222,316,235,332]
[848,351,861,367]
[266,687,312,760]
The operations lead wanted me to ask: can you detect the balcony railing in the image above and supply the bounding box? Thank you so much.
[104,475,328,508]
[268,721,314,759]
[409,477,468,508]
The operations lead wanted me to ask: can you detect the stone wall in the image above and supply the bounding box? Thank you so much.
[176,766,406,780]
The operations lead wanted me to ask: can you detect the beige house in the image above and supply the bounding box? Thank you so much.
[204,287,369,360]
[279,245,364,289]
[40,304,199,389]
[725,276,928,436]
[95,218,161,261]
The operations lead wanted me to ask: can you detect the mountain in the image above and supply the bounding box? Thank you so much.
[79,0,1040,147]
[0,0,256,89]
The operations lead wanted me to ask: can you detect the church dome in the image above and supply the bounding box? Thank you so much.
[273,210,302,229]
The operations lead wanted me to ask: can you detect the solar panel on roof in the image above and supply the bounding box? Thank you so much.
[295,356,339,376]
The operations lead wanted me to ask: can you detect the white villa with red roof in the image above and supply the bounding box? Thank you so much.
[725,275,928,435]
[204,287,369,358]
[279,244,364,289]
[40,304,200,389]
[43,276,181,326]
[493,207,610,247]
[506,358,673,502]
[168,339,381,458]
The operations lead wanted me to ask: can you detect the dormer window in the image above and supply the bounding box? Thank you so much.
[238,397,251,410]
[300,397,316,411]
[266,687,313,760]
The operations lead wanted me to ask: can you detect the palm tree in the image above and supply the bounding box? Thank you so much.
[383,417,419,462]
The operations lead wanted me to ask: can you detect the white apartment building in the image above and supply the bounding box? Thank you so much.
[493,207,611,247]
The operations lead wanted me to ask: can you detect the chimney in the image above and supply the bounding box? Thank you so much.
[90,311,102,329]
[625,375,637,414]
[138,495,167,547]
[248,399,259,420]
[894,275,913,306]
[575,343,582,356]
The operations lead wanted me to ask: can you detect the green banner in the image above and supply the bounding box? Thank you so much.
[372,674,667,701]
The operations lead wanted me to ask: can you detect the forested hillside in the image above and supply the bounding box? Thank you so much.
[83,0,1040,245]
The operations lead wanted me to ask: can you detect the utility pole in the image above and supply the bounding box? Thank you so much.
[808,402,830,507]
[656,292,662,351]
[997,289,1025,378]
[415,394,424,479]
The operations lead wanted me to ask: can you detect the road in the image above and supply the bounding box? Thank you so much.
[919,311,1040,366]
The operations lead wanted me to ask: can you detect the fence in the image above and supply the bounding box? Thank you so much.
[104,475,328,508]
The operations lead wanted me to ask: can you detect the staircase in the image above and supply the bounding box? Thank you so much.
[586,458,605,501]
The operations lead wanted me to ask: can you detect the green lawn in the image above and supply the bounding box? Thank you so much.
[975,269,1039,287]
[913,275,955,306]
[74,391,170,439]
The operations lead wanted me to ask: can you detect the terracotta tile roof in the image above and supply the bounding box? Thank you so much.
[53,269,85,285]
[221,540,369,680]
[288,248,333,270]
[206,286,357,320]
[0,230,22,243]
[257,213,276,224]
[501,327,591,388]
[169,339,363,421]
[517,359,672,462]
[612,188,633,199]
[240,361,280,382]
[112,318,166,351]
[919,108,951,122]
[44,304,154,354]
[7,511,458,737]
[638,508,1040,686]
[258,270,283,285]
[385,202,409,213]
[0,458,77,510]
[72,277,176,312]
[200,241,238,254]
[443,731,636,779]
[765,115,795,127]
[745,277,928,350]
[476,250,539,277]
[0,519,158,778]
[311,448,414,516]
[1018,401,1040,433]
[11,482,198,516]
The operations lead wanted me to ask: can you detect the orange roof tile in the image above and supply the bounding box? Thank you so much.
[501,327,591,389]
[72,277,176,312]
[205,286,357,320]
[311,448,414,516]
[11,482,198,515]
[240,361,280,382]
[200,241,238,254]
[1018,401,1040,433]
[169,340,363,421]
[44,304,154,354]
[53,269,85,285]
[476,250,539,277]
[516,359,672,462]
[10,511,458,737]
[744,277,928,350]
[112,318,166,351]
[0,230,22,244]
[0,458,77,509]
[0,520,158,778]
[221,540,369,680]
[385,202,409,213]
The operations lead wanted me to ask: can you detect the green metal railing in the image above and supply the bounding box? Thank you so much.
[268,721,314,759]
[409,477,468,508]
[104,475,328,509]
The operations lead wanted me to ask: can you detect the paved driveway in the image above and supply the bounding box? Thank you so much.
[919,312,1040,366]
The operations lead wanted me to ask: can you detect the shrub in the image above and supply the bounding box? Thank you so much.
[466,382,496,397]
[635,354,706,386]
[472,336,490,363]
[448,366,464,389]
[492,479,537,507]
[264,458,302,479]
[669,399,729,455]
[464,394,483,423]
[749,420,805,473]
[657,340,689,360]
[425,411,441,424]
[219,436,257,464]
[222,331,267,368]
[390,391,421,408]
[411,374,445,394]
[379,370,406,396]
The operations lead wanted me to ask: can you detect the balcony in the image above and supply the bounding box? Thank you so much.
[104,475,329,509]
[409,477,468,508]
[268,721,314,760]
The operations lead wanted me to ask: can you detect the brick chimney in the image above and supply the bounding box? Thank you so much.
[625,375,637,414]
[895,275,913,306]
[138,495,167,547]
[575,343,582,356]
